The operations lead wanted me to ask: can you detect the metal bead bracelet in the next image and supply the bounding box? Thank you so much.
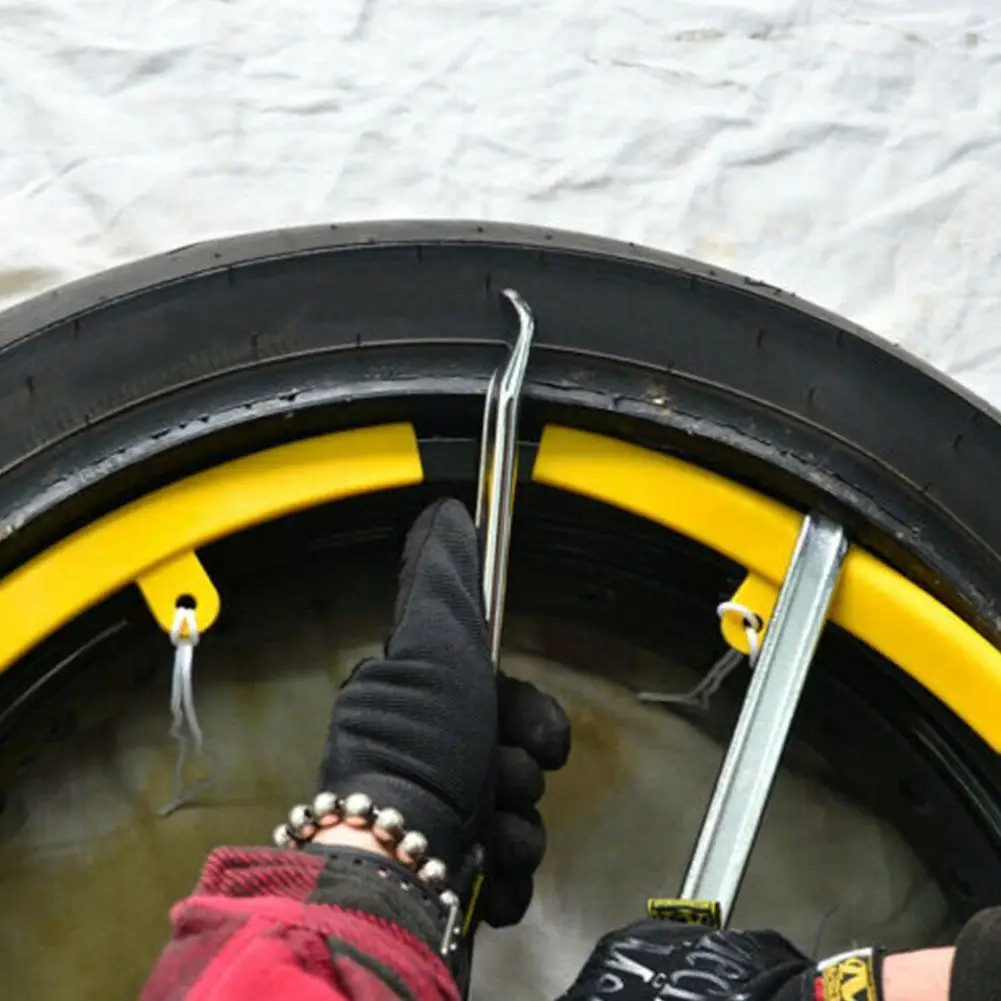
[272,791,458,911]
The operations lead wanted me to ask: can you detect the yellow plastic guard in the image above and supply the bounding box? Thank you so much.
[533,425,1001,752]
[136,551,221,634]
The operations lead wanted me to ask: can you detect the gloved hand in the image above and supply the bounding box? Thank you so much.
[558,918,885,1001]
[320,497,570,925]
[485,669,571,925]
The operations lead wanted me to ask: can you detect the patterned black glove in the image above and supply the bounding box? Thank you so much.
[558,919,886,1001]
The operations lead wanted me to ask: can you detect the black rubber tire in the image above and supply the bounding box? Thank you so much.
[2,221,1001,647]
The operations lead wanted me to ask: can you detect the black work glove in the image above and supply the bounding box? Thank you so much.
[483,670,570,926]
[558,919,886,1001]
[320,497,570,922]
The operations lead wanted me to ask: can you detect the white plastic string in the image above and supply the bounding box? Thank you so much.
[170,607,203,747]
[158,605,215,817]
[638,602,763,710]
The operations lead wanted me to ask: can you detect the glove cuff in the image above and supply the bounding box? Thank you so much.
[323,775,489,948]
[302,843,470,986]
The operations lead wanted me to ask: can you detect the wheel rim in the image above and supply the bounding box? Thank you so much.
[1,405,999,993]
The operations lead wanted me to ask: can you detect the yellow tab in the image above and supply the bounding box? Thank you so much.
[136,551,221,634]
[719,574,776,654]
[821,954,877,1001]
[647,898,722,928]
[462,870,486,936]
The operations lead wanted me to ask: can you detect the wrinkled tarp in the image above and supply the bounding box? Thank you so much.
[2,0,1000,401]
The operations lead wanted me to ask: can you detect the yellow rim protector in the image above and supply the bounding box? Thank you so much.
[0,423,423,671]
[2,419,999,752]
[533,425,1001,752]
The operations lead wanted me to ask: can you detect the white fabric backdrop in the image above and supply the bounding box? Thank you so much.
[2,0,1001,401]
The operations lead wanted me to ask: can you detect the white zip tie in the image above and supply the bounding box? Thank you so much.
[638,602,762,710]
[158,605,216,817]
[715,601,762,665]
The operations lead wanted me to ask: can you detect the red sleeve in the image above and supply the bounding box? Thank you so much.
[140,847,461,1001]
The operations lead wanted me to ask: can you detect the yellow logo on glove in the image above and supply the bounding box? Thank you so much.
[821,954,877,1001]
[646,898,722,928]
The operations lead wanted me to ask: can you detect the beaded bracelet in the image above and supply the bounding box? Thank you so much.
[272,791,460,915]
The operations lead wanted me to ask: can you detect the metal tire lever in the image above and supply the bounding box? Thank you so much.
[458,289,535,997]
[648,513,847,932]
[475,287,536,666]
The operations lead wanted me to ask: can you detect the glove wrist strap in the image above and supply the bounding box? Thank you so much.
[270,790,475,985]
[303,844,466,978]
